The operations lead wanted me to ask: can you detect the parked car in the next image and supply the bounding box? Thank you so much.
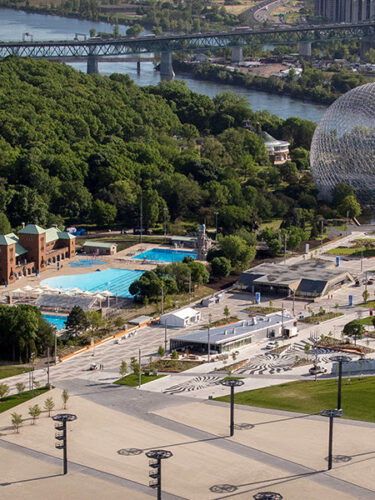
[309,365,327,375]
[265,341,277,350]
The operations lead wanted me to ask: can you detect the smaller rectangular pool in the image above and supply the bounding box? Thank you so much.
[132,248,197,263]
[42,313,67,331]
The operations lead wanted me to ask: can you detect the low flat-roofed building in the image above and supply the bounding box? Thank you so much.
[170,313,295,353]
[83,241,117,255]
[160,307,202,328]
[238,259,355,299]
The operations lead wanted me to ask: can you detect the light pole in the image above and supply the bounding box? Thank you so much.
[53,413,77,475]
[220,379,244,437]
[330,355,351,410]
[214,211,219,242]
[146,449,173,500]
[161,284,164,315]
[207,314,212,363]
[138,348,142,389]
[163,207,167,243]
[319,409,343,470]
[164,318,168,354]
[47,346,50,388]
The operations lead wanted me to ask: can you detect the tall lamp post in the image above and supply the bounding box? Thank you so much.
[220,379,244,437]
[53,413,77,475]
[319,409,343,470]
[330,355,351,410]
[163,207,168,243]
[214,211,219,242]
[146,449,173,500]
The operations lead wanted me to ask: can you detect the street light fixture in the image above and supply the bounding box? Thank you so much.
[319,408,343,470]
[214,211,219,242]
[52,413,78,475]
[146,449,173,500]
[330,355,351,409]
[220,379,245,437]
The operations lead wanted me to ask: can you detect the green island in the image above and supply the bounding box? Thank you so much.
[0,365,30,380]
[115,373,165,386]
[0,387,49,414]
[215,377,375,423]
[299,311,343,324]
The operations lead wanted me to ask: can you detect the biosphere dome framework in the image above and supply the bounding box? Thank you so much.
[310,82,375,205]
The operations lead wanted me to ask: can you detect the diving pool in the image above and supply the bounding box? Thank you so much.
[41,268,144,298]
[132,248,197,262]
[42,313,67,331]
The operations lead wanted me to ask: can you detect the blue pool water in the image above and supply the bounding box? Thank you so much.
[132,248,197,262]
[42,313,67,331]
[70,258,106,268]
[41,268,144,298]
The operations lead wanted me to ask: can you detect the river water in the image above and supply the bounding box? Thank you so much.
[0,8,327,121]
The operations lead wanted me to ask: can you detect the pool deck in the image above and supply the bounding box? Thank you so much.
[0,243,201,297]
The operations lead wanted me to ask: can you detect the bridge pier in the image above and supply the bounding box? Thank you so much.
[160,51,174,80]
[298,41,312,59]
[87,54,99,74]
[231,46,243,63]
[361,34,375,60]
[137,60,141,74]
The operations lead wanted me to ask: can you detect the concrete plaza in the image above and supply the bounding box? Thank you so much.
[1,385,375,499]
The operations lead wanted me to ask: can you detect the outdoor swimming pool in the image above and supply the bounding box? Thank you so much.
[41,268,144,298]
[42,313,67,331]
[132,248,197,262]
[70,258,106,267]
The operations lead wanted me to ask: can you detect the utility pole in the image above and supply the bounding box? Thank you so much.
[163,207,167,243]
[138,348,141,389]
[207,314,212,363]
[140,190,143,245]
[47,346,50,388]
[281,302,284,337]
[164,319,168,354]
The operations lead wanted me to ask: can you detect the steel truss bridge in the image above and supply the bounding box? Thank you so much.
[0,21,375,59]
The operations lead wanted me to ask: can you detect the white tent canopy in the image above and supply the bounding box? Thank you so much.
[160,308,202,328]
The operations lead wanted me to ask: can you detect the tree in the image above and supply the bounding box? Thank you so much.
[343,320,365,345]
[211,256,231,278]
[62,390,69,410]
[0,212,11,234]
[44,397,55,417]
[224,306,230,320]
[219,235,256,271]
[91,199,117,226]
[0,383,9,400]
[28,404,41,424]
[363,290,370,303]
[158,345,165,357]
[66,306,88,333]
[11,412,23,433]
[16,382,25,395]
[337,195,361,219]
[119,360,128,377]
[126,24,142,37]
[130,356,140,375]
[171,350,179,360]
[304,343,311,355]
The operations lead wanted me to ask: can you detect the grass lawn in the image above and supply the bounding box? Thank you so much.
[0,365,30,380]
[153,359,203,372]
[360,300,375,308]
[246,306,281,315]
[215,377,375,422]
[299,312,343,324]
[326,246,375,258]
[114,373,165,386]
[0,387,49,414]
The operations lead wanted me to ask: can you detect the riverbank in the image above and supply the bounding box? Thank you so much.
[173,60,338,105]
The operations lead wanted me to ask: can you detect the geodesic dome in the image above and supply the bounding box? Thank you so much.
[310,82,375,205]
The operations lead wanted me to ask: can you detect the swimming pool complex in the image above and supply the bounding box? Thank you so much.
[42,313,67,331]
[132,248,197,262]
[41,268,144,298]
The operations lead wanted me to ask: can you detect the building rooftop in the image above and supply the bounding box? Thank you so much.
[170,313,294,346]
[0,234,17,246]
[161,307,199,320]
[45,227,60,243]
[261,131,290,148]
[83,241,116,249]
[19,224,46,235]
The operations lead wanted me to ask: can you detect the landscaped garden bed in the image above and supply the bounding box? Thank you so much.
[151,359,203,373]
[114,374,165,386]
[245,306,281,315]
[299,312,343,324]
[0,387,49,414]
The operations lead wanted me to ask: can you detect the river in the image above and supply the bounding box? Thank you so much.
[0,8,328,121]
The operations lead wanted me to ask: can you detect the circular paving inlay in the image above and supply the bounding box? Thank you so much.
[210,484,238,493]
[117,448,143,456]
[234,423,254,430]
[325,454,352,463]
